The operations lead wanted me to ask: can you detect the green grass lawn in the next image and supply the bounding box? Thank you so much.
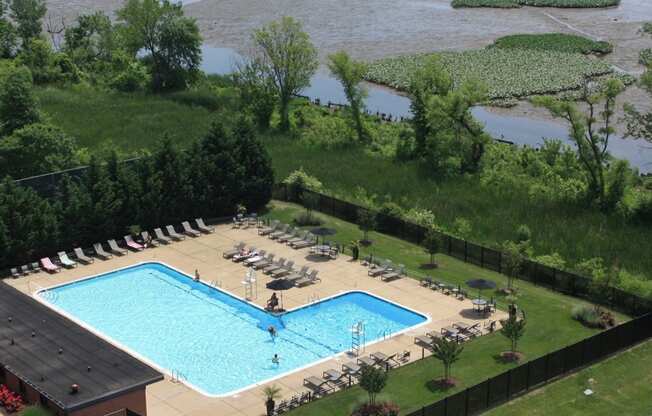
[487,339,652,416]
[264,201,628,416]
[36,86,215,154]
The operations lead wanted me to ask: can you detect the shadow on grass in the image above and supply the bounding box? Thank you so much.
[426,378,458,393]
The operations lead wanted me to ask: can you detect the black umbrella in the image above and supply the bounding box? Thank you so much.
[310,227,337,245]
[466,279,496,299]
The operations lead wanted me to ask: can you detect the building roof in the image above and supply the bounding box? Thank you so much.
[0,282,163,412]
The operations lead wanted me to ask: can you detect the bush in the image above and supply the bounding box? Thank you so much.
[282,168,324,201]
[571,304,615,328]
[352,402,400,416]
[376,201,404,232]
[492,33,613,55]
[515,224,531,243]
[642,22,652,36]
[293,211,323,226]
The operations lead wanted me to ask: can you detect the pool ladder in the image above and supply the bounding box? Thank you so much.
[210,279,222,288]
[171,369,187,383]
[378,328,391,340]
[308,294,320,304]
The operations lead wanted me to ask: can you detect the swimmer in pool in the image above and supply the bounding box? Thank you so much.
[272,354,280,365]
[268,325,277,338]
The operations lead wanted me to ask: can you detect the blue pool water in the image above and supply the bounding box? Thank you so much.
[39,262,427,396]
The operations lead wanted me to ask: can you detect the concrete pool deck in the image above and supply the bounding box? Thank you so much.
[6,223,506,416]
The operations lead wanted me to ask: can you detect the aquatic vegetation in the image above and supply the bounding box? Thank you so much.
[365,48,614,100]
[451,0,620,8]
[492,33,613,55]
[640,48,652,66]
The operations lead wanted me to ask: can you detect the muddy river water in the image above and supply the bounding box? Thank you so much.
[46,0,652,171]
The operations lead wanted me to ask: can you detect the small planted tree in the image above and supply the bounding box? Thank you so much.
[500,314,526,362]
[502,240,528,292]
[359,365,388,406]
[432,337,464,387]
[357,208,376,245]
[295,192,322,226]
[263,385,282,416]
[422,227,441,268]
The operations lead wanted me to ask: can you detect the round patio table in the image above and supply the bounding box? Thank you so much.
[472,298,487,312]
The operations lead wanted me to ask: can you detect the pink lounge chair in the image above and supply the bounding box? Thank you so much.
[40,257,61,273]
[124,235,144,251]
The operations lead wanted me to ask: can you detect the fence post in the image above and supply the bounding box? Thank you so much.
[506,369,511,398]
[464,388,470,416]
[481,247,484,268]
[498,251,502,274]
[464,241,468,262]
[486,378,491,410]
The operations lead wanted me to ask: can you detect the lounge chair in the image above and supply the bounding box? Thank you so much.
[380,264,406,282]
[270,260,295,278]
[323,369,347,389]
[195,218,214,233]
[251,253,274,269]
[30,262,40,273]
[58,251,77,268]
[182,221,201,237]
[262,258,286,274]
[124,235,144,251]
[232,217,243,228]
[232,246,256,262]
[368,260,392,277]
[74,248,94,264]
[285,230,308,245]
[40,257,61,273]
[20,265,30,275]
[154,228,172,245]
[371,351,400,368]
[269,224,289,239]
[10,268,20,278]
[278,228,300,243]
[415,335,434,348]
[285,266,309,283]
[421,277,433,287]
[303,376,332,397]
[342,361,361,377]
[108,239,128,256]
[165,225,185,241]
[357,356,377,367]
[93,243,113,260]
[222,241,245,258]
[294,270,320,287]
[258,220,279,236]
[140,231,160,247]
[243,250,267,266]
[290,233,316,249]
[275,226,296,243]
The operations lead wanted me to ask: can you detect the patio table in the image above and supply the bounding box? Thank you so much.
[472,298,487,313]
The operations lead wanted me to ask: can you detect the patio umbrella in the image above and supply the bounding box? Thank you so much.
[266,278,294,311]
[465,278,496,299]
[310,227,337,245]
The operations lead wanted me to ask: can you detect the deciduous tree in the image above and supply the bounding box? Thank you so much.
[251,17,318,131]
[328,51,369,143]
[9,0,46,46]
[0,65,40,135]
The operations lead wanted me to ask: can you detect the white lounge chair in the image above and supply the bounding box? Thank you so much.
[294,270,320,287]
[74,247,94,264]
[154,228,172,244]
[223,242,245,258]
[58,251,77,268]
[108,239,127,256]
[166,225,185,241]
[93,243,113,260]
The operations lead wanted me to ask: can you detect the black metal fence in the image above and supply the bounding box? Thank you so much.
[273,184,652,317]
[405,312,652,416]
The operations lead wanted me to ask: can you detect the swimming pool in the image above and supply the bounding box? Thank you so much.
[37,262,428,396]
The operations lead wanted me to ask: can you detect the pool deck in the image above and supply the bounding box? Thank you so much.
[5,223,506,416]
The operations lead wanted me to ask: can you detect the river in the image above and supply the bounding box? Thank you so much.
[201,45,652,173]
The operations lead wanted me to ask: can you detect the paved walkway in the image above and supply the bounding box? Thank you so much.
[6,223,505,416]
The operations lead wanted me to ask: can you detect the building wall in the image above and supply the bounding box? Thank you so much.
[2,368,147,416]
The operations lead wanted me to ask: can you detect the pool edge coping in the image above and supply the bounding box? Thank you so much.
[33,260,432,399]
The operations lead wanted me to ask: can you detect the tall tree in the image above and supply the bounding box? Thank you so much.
[500,314,526,360]
[358,365,388,406]
[116,0,201,91]
[64,12,116,69]
[9,0,46,46]
[432,337,464,385]
[251,17,318,131]
[234,58,277,130]
[0,65,40,135]
[533,79,625,209]
[408,57,453,155]
[327,51,369,143]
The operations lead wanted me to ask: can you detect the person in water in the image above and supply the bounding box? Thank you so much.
[272,354,280,365]
[268,325,277,338]
[194,269,200,282]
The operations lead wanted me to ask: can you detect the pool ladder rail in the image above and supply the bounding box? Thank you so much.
[377,328,392,340]
[351,321,365,357]
[209,279,222,288]
[170,369,188,383]
[308,294,320,304]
